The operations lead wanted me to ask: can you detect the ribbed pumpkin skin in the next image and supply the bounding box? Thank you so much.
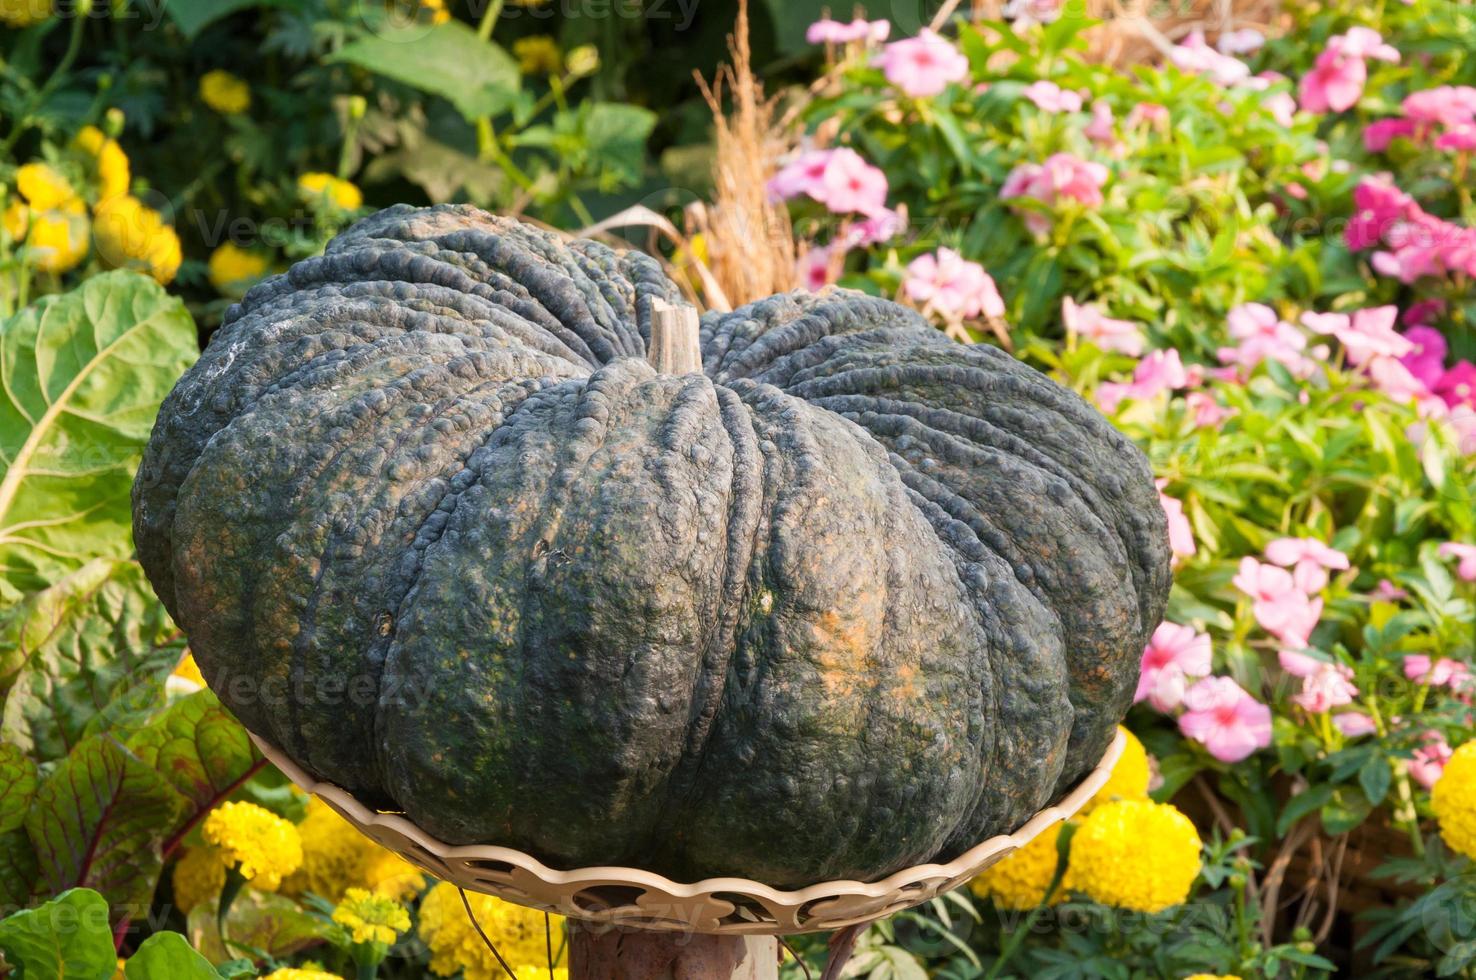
[133,204,1171,887]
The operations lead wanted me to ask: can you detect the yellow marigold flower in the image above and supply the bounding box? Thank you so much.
[419,882,565,980]
[1083,726,1151,812]
[200,70,252,115]
[262,970,342,980]
[297,172,363,211]
[362,848,427,902]
[418,0,449,23]
[16,163,75,210]
[514,968,567,980]
[969,822,1063,910]
[172,845,226,914]
[1433,741,1476,860]
[92,195,182,284]
[8,199,89,275]
[514,36,562,75]
[0,0,50,27]
[201,801,303,891]
[174,652,206,686]
[112,958,125,980]
[74,126,131,202]
[208,242,269,294]
[564,45,599,78]
[1065,799,1201,913]
[333,887,411,946]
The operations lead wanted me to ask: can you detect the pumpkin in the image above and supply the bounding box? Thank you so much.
[133,204,1170,888]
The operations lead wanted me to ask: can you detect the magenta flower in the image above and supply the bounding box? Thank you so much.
[1157,481,1195,562]
[1136,622,1212,711]
[903,247,1005,321]
[806,17,889,45]
[1404,654,1472,689]
[768,149,832,202]
[1364,118,1417,152]
[1179,677,1273,763]
[1438,542,1476,582]
[1333,712,1378,737]
[1437,124,1476,152]
[1264,537,1350,593]
[1404,300,1447,328]
[1292,661,1359,714]
[1022,80,1083,113]
[1062,297,1144,355]
[876,30,969,98]
[814,148,889,216]
[1411,733,1453,789]
[1402,85,1476,128]
[1298,29,1397,115]
[1436,361,1476,409]
[1000,153,1109,235]
[1401,325,1449,388]
[797,245,838,291]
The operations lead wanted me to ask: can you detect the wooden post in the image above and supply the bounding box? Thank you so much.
[569,923,779,980]
[647,298,703,375]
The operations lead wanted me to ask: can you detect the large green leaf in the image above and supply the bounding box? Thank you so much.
[0,271,197,603]
[0,888,116,979]
[126,690,259,812]
[186,892,330,965]
[0,829,38,909]
[25,736,186,919]
[580,103,657,186]
[0,559,182,764]
[333,22,520,122]
[124,931,219,980]
[0,743,36,836]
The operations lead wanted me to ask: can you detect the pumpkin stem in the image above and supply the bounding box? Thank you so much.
[647,298,703,375]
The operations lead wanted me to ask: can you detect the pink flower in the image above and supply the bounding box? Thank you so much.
[1302,306,1410,366]
[768,149,833,201]
[1299,45,1367,114]
[1404,300,1447,328]
[1136,621,1213,711]
[1062,297,1144,355]
[1218,302,1316,378]
[1096,349,1193,411]
[1436,361,1476,408]
[1000,153,1109,234]
[797,245,839,291]
[1373,579,1409,601]
[1179,676,1273,762]
[1411,733,1453,788]
[1022,80,1083,113]
[1264,537,1350,593]
[1345,177,1415,252]
[1401,325,1449,388]
[1184,391,1231,429]
[1368,356,1431,403]
[1437,124,1476,152]
[903,247,1005,321]
[1404,654,1472,688]
[1292,661,1359,713]
[1127,102,1169,129]
[1364,118,1417,152]
[876,30,969,98]
[1217,28,1264,55]
[1402,85,1476,128]
[1084,100,1116,144]
[813,148,889,216]
[1233,557,1322,647]
[807,17,890,45]
[1333,712,1378,737]
[837,207,906,249]
[1337,27,1399,63]
[1157,481,1195,561]
[1438,542,1476,581]
[1170,30,1251,86]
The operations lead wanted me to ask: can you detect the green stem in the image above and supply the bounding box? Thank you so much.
[475,0,505,41]
[983,905,1045,980]
[1392,760,1427,858]
[1,6,88,153]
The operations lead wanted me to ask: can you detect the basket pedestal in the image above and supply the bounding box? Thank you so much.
[569,924,778,979]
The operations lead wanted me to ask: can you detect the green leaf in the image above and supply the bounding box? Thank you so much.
[0,828,39,908]
[125,690,259,813]
[162,0,301,38]
[1359,754,1393,808]
[0,272,196,603]
[1321,786,1373,836]
[124,931,219,980]
[0,743,37,835]
[1275,783,1332,836]
[25,736,186,919]
[579,102,657,185]
[0,888,116,980]
[333,23,520,123]
[186,892,332,966]
[0,559,183,764]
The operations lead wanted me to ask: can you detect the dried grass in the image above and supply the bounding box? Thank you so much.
[691,0,799,308]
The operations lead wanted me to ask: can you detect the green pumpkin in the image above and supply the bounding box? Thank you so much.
[133,204,1170,887]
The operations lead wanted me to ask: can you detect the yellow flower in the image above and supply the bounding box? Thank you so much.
[969,822,1063,910]
[172,845,226,914]
[1083,726,1151,812]
[201,801,303,891]
[92,195,182,284]
[8,201,89,275]
[514,969,567,980]
[333,887,410,946]
[112,958,125,980]
[419,882,564,979]
[1434,741,1476,860]
[297,172,363,211]
[16,163,76,210]
[418,0,450,23]
[200,70,252,115]
[74,126,131,202]
[207,242,269,294]
[514,36,561,75]
[564,45,599,78]
[0,0,50,27]
[282,797,426,902]
[173,653,206,687]
[262,970,342,980]
[1065,799,1201,913]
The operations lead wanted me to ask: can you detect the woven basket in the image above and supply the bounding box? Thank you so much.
[251,728,1123,935]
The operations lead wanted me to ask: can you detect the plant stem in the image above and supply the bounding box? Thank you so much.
[1,5,88,153]
[475,0,505,41]
[983,905,1045,980]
